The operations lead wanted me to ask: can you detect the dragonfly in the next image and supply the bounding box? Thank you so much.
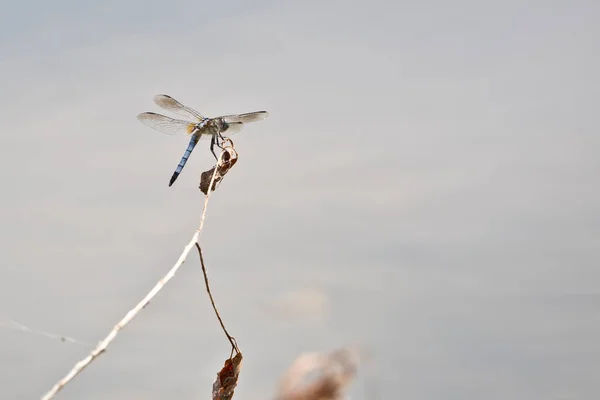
[137,94,269,187]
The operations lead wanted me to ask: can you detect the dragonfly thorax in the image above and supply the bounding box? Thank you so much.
[192,118,221,138]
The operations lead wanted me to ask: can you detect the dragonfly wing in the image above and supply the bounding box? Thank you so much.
[220,111,269,124]
[222,122,244,135]
[153,94,205,121]
[137,112,197,136]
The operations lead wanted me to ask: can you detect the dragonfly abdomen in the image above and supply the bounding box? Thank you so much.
[169,137,199,187]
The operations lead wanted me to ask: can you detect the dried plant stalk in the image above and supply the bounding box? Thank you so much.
[40,148,226,400]
[196,243,239,353]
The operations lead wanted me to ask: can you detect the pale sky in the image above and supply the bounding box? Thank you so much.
[1,1,599,399]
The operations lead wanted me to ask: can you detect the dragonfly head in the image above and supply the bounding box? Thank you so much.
[212,117,243,136]
[219,119,236,133]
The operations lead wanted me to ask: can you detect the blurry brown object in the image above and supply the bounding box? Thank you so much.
[275,346,362,400]
[200,140,238,194]
[212,352,243,400]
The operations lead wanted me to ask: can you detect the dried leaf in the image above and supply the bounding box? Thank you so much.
[200,144,239,194]
[212,352,243,400]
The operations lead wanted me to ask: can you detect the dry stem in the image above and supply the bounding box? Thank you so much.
[40,151,226,400]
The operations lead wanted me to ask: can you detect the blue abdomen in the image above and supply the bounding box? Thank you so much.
[169,137,199,187]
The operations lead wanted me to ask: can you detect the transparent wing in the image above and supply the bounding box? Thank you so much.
[222,122,244,135]
[153,94,205,121]
[137,112,197,136]
[220,111,269,124]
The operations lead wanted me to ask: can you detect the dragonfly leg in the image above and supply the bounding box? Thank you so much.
[215,132,226,150]
[217,131,226,147]
[210,135,218,160]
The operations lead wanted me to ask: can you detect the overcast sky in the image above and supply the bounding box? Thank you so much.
[1,1,599,399]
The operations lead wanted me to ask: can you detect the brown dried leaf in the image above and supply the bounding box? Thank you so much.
[200,144,239,194]
[212,352,243,400]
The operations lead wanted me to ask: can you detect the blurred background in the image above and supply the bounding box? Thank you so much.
[0,0,598,399]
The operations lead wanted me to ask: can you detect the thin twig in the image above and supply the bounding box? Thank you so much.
[40,152,225,400]
[197,150,225,233]
[196,243,239,354]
